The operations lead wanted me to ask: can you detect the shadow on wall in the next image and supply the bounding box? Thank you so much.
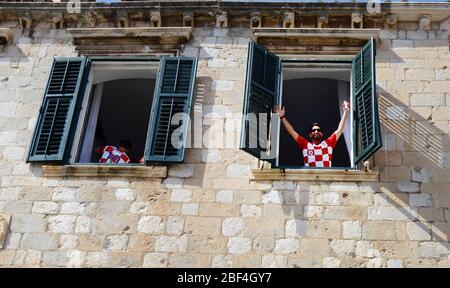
[377,86,450,245]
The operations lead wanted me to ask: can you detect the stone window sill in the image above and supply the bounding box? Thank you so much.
[251,168,379,182]
[42,164,167,178]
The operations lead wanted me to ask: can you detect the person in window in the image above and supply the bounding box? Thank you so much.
[97,140,132,164]
[273,100,350,167]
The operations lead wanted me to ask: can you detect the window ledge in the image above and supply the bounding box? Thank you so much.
[0,28,12,45]
[42,165,167,178]
[251,168,379,182]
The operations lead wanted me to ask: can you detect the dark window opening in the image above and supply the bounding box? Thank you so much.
[78,78,155,163]
[278,77,351,168]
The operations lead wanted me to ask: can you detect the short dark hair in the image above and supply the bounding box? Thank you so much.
[118,139,132,150]
[309,122,321,132]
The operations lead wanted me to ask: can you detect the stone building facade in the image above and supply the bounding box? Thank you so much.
[0,1,450,268]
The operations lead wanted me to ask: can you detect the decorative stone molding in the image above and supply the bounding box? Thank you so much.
[216,11,228,28]
[283,12,295,29]
[67,27,192,55]
[52,12,64,29]
[150,11,162,27]
[18,12,32,29]
[183,11,194,27]
[419,14,431,31]
[251,168,379,182]
[252,28,380,56]
[0,214,11,249]
[318,15,328,29]
[386,14,398,25]
[250,12,262,29]
[42,165,167,178]
[0,28,12,45]
[117,10,129,28]
[352,12,363,29]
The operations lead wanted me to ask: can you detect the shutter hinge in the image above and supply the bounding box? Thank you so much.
[39,106,44,114]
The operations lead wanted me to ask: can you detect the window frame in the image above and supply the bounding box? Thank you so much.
[272,57,356,170]
[68,56,161,164]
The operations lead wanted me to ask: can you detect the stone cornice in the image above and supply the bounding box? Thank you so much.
[0,1,449,29]
[251,168,380,182]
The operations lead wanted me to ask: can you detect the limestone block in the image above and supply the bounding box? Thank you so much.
[330,240,356,257]
[168,164,195,178]
[170,189,192,202]
[406,222,431,241]
[262,255,287,268]
[387,259,404,268]
[10,213,46,233]
[20,233,57,250]
[343,221,362,239]
[368,207,418,221]
[274,238,300,254]
[84,252,109,268]
[188,236,227,254]
[105,235,128,251]
[166,216,184,236]
[362,221,397,240]
[115,188,135,201]
[0,214,11,248]
[155,235,188,253]
[222,217,245,237]
[227,237,251,254]
[211,254,233,268]
[48,215,77,234]
[323,257,340,268]
[32,202,59,215]
[409,193,432,207]
[137,216,164,234]
[143,253,168,268]
[241,204,262,218]
[181,203,199,216]
[285,219,307,237]
[216,190,233,203]
[185,216,221,236]
[410,93,446,106]
[419,242,450,258]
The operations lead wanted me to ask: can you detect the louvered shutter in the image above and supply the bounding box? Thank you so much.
[144,57,197,162]
[27,57,87,163]
[240,41,281,163]
[352,38,382,164]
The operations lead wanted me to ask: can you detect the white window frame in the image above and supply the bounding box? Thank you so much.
[69,60,160,163]
[275,60,355,169]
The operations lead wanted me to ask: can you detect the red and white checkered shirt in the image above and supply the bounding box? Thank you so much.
[296,133,337,167]
[97,146,130,164]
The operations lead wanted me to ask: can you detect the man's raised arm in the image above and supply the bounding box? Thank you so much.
[273,106,299,142]
[334,100,350,140]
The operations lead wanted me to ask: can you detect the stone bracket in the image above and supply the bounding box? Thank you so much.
[0,214,11,249]
[251,168,380,182]
[0,28,12,45]
[42,165,167,178]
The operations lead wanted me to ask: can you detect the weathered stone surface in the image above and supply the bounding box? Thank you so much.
[137,216,165,234]
[20,233,58,250]
[227,237,251,254]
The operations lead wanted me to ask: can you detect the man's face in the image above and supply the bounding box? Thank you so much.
[309,125,323,142]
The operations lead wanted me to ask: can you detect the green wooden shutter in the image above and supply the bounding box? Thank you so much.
[352,38,382,164]
[27,57,87,163]
[144,56,197,162]
[240,41,281,163]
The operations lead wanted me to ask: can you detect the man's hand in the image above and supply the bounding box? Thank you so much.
[342,100,350,112]
[273,105,285,118]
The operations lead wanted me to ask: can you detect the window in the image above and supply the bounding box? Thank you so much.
[240,39,382,169]
[27,56,198,165]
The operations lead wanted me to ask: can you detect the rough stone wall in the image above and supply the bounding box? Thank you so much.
[0,21,450,267]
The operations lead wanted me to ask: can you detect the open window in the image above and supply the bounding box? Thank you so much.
[240,39,382,169]
[27,56,198,165]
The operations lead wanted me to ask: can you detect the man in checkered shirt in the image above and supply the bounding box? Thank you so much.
[274,101,350,167]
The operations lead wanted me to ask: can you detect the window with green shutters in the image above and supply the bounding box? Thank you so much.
[144,57,198,163]
[27,57,88,163]
[241,38,382,168]
[352,38,382,164]
[240,41,281,165]
[27,56,197,165]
